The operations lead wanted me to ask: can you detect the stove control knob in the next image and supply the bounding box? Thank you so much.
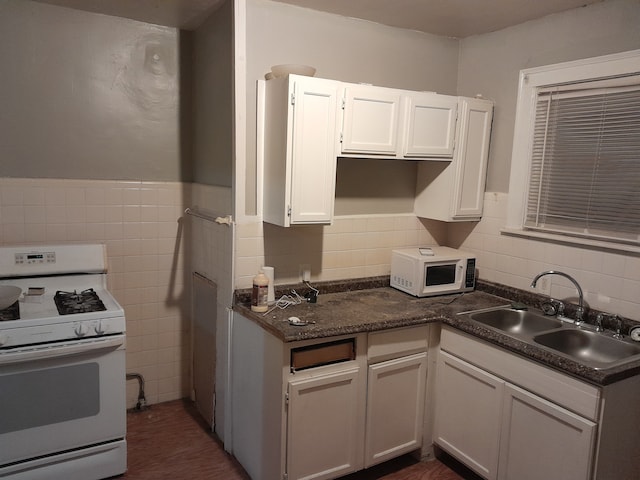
[74,323,88,337]
[95,321,106,336]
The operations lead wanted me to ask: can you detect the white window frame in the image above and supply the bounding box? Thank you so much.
[505,49,640,253]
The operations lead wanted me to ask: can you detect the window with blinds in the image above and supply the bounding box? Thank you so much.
[525,76,640,245]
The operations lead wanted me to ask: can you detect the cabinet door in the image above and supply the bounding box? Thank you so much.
[365,352,427,468]
[403,94,457,158]
[341,86,401,156]
[450,97,493,219]
[434,351,503,480]
[498,384,596,480]
[287,368,362,480]
[413,97,493,222]
[289,77,340,224]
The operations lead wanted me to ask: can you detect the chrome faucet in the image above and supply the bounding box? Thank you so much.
[531,271,585,324]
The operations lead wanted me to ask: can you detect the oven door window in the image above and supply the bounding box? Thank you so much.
[425,264,457,286]
[0,363,100,434]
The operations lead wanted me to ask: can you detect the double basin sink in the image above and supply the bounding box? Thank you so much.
[460,306,640,370]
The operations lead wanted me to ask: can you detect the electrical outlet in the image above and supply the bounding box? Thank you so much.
[300,264,311,282]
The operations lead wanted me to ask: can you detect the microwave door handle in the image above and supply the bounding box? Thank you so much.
[0,335,124,366]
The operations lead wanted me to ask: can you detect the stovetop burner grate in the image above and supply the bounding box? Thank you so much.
[54,288,107,315]
[0,301,20,321]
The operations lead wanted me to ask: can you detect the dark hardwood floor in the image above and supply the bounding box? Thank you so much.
[124,400,248,480]
[123,399,478,480]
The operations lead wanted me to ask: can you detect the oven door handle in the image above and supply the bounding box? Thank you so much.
[0,335,125,365]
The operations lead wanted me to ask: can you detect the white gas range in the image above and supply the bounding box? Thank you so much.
[0,244,127,480]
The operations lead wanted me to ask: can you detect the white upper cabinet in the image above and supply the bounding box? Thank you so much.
[452,97,493,218]
[262,75,341,227]
[340,85,402,156]
[339,84,459,160]
[402,93,458,158]
[261,76,494,225]
[414,97,494,222]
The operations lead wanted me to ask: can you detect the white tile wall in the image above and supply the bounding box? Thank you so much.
[188,183,234,433]
[236,193,639,321]
[4,177,636,411]
[235,214,447,288]
[450,192,640,321]
[189,183,234,304]
[0,178,191,408]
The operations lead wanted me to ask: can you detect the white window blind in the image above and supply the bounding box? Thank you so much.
[525,77,640,245]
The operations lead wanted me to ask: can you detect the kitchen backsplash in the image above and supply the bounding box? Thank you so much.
[235,214,446,287]
[453,193,640,321]
[237,192,640,321]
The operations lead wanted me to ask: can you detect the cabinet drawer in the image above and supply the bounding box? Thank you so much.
[291,338,356,372]
[440,326,600,420]
[368,325,429,363]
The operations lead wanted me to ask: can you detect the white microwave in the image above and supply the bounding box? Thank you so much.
[390,247,476,297]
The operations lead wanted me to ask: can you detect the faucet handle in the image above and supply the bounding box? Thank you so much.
[541,299,564,316]
[595,313,605,332]
[557,301,565,317]
[612,315,623,338]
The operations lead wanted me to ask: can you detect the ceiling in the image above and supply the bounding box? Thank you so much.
[33,0,604,37]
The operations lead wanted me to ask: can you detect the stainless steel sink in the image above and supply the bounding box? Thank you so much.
[459,306,640,371]
[534,329,640,369]
[470,309,563,335]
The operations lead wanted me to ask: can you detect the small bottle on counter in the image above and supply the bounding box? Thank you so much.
[251,270,269,312]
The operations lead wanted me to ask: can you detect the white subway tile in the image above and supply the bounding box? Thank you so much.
[2,206,25,223]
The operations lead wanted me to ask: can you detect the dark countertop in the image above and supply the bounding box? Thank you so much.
[235,287,506,340]
[234,280,640,387]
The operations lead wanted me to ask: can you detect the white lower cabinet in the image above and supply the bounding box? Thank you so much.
[285,326,429,480]
[365,352,427,468]
[498,384,595,480]
[229,313,430,480]
[434,351,503,479]
[287,368,363,480]
[232,315,640,480]
[435,326,598,480]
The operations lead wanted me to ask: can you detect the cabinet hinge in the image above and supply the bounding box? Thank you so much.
[341,98,345,109]
[287,205,292,217]
[291,92,295,105]
[339,132,343,143]
[285,392,289,408]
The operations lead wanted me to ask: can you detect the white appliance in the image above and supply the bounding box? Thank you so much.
[0,244,126,480]
[390,247,476,297]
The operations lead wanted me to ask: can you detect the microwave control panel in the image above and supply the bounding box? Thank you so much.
[465,258,476,288]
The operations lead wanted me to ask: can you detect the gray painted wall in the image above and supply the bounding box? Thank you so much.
[0,0,187,181]
[245,0,460,216]
[192,0,234,187]
[458,0,640,193]
[246,0,640,214]
[6,0,638,196]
